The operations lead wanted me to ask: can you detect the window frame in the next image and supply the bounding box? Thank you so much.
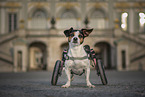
[8,13,17,33]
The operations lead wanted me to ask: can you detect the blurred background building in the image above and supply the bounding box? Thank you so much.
[0,0,145,72]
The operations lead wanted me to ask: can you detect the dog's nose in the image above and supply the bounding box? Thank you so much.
[73,37,78,41]
[73,37,78,43]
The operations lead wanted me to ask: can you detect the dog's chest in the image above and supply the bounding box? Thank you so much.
[68,45,87,57]
[65,59,89,72]
[65,45,89,70]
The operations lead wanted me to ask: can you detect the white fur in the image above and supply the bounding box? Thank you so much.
[62,32,95,88]
[71,31,80,46]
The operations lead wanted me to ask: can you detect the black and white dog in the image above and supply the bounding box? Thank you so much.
[62,27,95,88]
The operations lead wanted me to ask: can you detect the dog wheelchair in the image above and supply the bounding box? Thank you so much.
[51,45,108,86]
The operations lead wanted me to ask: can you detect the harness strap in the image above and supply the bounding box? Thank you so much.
[66,55,88,60]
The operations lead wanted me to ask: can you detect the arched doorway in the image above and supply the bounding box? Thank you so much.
[94,42,112,69]
[29,42,47,70]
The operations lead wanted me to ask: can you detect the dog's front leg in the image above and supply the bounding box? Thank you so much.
[86,67,95,88]
[61,67,71,88]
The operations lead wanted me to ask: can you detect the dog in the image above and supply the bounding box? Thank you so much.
[62,27,95,88]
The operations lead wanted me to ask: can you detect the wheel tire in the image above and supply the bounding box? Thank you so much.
[97,59,108,85]
[51,60,61,85]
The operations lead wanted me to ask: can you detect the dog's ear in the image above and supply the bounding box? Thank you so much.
[81,28,93,37]
[64,27,73,37]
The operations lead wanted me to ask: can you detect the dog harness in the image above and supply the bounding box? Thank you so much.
[61,45,97,76]
[66,55,88,60]
[62,45,96,61]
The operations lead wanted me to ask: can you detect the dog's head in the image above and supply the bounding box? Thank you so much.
[64,27,93,46]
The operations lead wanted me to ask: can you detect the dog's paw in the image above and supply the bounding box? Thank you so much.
[61,84,70,88]
[87,84,95,88]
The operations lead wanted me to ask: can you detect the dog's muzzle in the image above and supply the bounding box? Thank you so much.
[73,37,78,43]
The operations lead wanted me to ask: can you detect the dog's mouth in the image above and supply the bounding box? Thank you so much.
[71,37,80,45]
[73,41,78,43]
[72,41,80,45]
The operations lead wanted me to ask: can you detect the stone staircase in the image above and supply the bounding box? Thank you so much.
[0,51,13,64]
[122,32,145,47]
[130,48,145,63]
[122,32,145,70]
[0,32,17,70]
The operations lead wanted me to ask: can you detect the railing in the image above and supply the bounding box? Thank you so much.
[130,48,145,63]
[91,29,114,37]
[0,31,18,45]
[0,31,17,65]
[122,31,145,47]
[26,29,49,36]
[121,31,145,63]
[26,28,115,38]
[0,51,13,64]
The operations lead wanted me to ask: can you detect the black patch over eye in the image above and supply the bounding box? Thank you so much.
[79,34,83,38]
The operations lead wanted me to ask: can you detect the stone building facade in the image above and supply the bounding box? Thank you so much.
[0,0,145,72]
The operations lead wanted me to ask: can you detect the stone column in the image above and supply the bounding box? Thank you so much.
[29,48,34,69]
[108,0,114,29]
[23,0,27,29]
[0,9,2,34]
[81,0,86,27]
[22,45,28,72]
[129,8,134,34]
[51,0,55,17]
[1,8,6,34]
[116,45,122,71]
[47,37,62,71]
[14,47,18,72]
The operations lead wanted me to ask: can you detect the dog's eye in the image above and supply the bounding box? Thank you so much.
[79,35,83,38]
[70,34,74,37]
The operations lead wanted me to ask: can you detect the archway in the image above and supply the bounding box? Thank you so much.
[29,42,47,70]
[28,7,49,29]
[94,42,112,69]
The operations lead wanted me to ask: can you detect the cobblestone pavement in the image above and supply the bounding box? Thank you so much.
[0,70,145,97]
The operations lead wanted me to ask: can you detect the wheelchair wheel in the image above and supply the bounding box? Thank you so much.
[51,60,61,85]
[97,59,108,85]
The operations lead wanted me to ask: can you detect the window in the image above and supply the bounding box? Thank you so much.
[33,9,46,18]
[139,12,145,32]
[61,10,76,19]
[8,13,17,33]
[57,9,78,29]
[89,9,106,29]
[121,12,128,31]
[91,10,105,18]
[31,9,48,29]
